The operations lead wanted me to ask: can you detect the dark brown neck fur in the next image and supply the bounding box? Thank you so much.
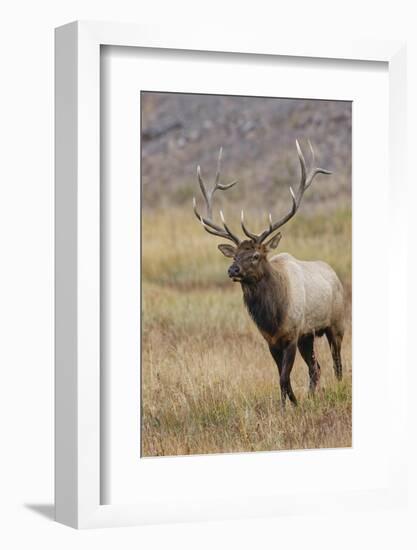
[241,261,288,338]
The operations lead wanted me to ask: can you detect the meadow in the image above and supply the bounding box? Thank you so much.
[141,205,352,457]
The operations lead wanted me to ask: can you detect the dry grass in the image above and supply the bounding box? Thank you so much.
[141,206,352,457]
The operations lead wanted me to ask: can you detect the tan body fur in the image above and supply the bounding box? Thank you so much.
[266,252,344,346]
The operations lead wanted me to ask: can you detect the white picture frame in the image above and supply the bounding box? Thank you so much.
[55,21,407,529]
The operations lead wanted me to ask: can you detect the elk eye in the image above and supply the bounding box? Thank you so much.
[252,252,260,261]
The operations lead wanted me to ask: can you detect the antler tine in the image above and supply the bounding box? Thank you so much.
[304,139,332,191]
[255,140,331,244]
[197,165,212,217]
[241,210,260,241]
[219,210,239,241]
[240,185,298,244]
[193,197,240,244]
[199,216,231,239]
[308,138,315,165]
[218,179,239,191]
[214,147,239,191]
[214,147,222,189]
[295,139,307,201]
[192,196,224,233]
[192,149,241,244]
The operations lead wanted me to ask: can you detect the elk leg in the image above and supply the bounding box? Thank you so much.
[269,346,283,378]
[279,343,298,409]
[325,328,343,381]
[269,344,297,409]
[298,335,321,394]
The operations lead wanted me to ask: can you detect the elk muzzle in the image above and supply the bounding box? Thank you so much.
[228,263,242,281]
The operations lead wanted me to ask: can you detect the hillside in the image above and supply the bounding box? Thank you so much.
[141,92,351,217]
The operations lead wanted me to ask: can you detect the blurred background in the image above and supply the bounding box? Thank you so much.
[141,92,352,457]
[141,92,351,214]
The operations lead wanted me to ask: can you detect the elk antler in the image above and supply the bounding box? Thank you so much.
[241,140,331,243]
[193,148,241,244]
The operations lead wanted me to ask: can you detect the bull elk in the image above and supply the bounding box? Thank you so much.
[193,141,344,409]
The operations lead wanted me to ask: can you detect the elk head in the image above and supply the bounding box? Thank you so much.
[192,141,331,284]
[217,236,282,284]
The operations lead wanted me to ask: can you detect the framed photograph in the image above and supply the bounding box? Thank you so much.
[140,91,352,457]
[55,21,407,528]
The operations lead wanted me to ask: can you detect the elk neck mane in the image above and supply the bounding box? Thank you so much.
[241,263,289,338]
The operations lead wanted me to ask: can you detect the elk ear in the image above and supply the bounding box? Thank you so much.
[218,244,236,258]
[265,232,282,250]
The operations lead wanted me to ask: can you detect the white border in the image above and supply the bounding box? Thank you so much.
[55,21,407,528]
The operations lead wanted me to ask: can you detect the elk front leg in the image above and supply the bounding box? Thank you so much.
[269,343,298,410]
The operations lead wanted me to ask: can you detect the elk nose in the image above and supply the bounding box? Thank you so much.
[228,264,240,278]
